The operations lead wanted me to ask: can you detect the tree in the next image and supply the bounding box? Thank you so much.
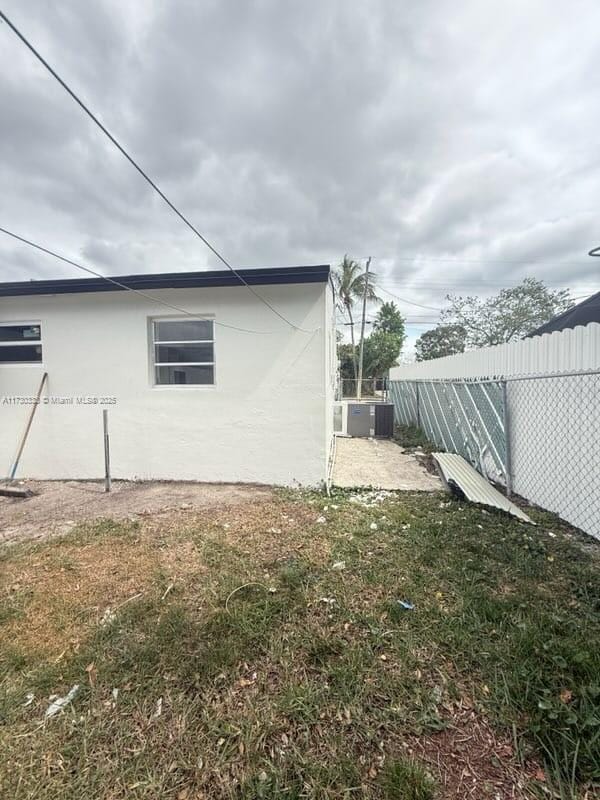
[361,301,407,377]
[337,342,356,380]
[440,278,573,347]
[415,324,467,361]
[373,301,405,337]
[362,330,405,377]
[333,255,379,379]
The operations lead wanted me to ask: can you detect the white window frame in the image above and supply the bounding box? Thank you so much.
[151,316,216,388]
[0,321,43,366]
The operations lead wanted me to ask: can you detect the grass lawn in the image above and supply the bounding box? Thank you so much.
[0,488,599,799]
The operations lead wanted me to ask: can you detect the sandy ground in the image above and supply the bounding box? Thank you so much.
[332,437,443,491]
[0,480,272,546]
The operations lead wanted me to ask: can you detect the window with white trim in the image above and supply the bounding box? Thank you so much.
[0,322,42,364]
[152,318,215,385]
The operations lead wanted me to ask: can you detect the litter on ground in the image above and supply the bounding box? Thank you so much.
[45,684,80,719]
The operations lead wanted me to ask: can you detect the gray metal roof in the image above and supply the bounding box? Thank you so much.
[433,452,532,523]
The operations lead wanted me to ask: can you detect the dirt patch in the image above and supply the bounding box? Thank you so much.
[405,709,542,799]
[0,535,159,658]
[0,491,326,661]
[0,480,273,546]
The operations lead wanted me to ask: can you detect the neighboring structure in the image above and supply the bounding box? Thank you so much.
[0,265,336,486]
[527,289,600,337]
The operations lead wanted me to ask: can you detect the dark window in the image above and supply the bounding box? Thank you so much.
[154,319,213,342]
[0,324,42,363]
[154,342,214,364]
[156,365,214,385]
[152,318,215,386]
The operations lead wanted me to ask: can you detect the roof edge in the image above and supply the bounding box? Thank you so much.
[0,264,331,298]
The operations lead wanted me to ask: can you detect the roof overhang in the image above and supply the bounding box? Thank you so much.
[0,264,330,298]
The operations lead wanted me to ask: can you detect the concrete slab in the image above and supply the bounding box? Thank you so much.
[331,437,443,491]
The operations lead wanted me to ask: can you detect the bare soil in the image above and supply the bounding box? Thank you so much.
[0,480,272,545]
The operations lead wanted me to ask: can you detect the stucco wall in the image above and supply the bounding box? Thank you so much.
[0,282,331,485]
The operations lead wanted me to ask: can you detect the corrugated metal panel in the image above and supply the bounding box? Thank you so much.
[433,452,532,524]
[389,323,600,381]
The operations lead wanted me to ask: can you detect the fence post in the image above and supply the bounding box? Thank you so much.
[103,409,111,493]
[415,382,421,429]
[501,380,512,498]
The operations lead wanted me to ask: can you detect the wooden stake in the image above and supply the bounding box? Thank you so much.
[8,372,48,481]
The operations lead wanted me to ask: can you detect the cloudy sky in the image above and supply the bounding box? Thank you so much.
[0,0,598,351]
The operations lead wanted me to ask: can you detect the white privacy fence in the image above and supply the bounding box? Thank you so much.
[389,324,600,539]
[390,323,600,381]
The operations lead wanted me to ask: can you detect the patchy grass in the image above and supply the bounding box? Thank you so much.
[382,758,436,800]
[0,490,599,799]
[394,425,437,454]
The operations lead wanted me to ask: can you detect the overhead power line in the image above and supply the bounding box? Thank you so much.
[0,226,278,335]
[359,254,594,267]
[377,285,441,311]
[0,10,311,333]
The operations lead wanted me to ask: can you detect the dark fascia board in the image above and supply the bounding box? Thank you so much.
[0,264,331,298]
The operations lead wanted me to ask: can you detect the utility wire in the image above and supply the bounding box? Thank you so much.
[377,285,441,311]
[0,9,312,333]
[358,254,595,266]
[0,226,278,335]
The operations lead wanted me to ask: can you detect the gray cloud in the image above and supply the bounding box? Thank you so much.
[0,0,598,330]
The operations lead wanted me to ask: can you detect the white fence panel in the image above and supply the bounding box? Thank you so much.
[390,323,600,380]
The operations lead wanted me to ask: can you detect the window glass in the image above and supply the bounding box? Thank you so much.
[0,344,43,363]
[0,324,42,363]
[152,318,215,385]
[154,320,213,342]
[0,324,41,342]
[156,365,214,385]
[155,343,213,363]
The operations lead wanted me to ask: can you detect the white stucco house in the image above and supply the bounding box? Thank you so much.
[0,265,336,486]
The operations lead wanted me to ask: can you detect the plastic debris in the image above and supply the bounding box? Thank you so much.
[23,692,35,707]
[100,608,116,626]
[45,684,80,718]
[331,561,346,571]
[349,489,394,508]
[316,515,327,524]
[319,597,336,605]
[369,522,378,531]
[397,600,415,611]
[153,697,163,718]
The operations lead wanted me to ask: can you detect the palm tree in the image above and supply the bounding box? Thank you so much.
[333,255,380,380]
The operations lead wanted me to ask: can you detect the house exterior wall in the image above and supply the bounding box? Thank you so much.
[0,281,332,486]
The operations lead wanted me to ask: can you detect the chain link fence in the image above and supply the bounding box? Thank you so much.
[389,370,600,539]
[338,378,388,400]
[506,371,600,538]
